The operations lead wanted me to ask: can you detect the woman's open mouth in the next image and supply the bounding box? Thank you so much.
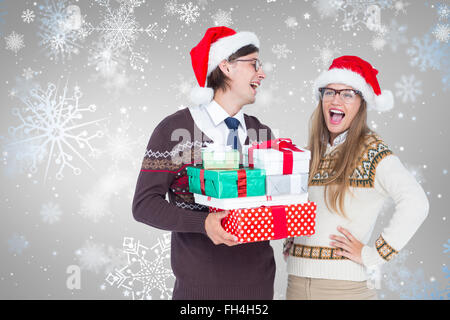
[329,108,345,125]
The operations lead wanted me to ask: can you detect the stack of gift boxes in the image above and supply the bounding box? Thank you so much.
[187,139,316,243]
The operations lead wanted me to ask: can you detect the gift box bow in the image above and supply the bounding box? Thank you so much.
[248,138,303,174]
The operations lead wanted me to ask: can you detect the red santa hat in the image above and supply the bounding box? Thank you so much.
[189,26,260,105]
[313,55,394,112]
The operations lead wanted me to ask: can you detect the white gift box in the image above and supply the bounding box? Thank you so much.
[201,144,240,169]
[243,145,311,175]
[266,173,309,196]
[194,193,308,210]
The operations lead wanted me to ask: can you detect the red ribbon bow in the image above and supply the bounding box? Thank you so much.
[248,138,303,175]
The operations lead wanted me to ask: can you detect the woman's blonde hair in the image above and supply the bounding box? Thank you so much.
[307,98,371,217]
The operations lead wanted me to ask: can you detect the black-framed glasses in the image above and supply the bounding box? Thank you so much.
[319,87,362,103]
[231,58,262,72]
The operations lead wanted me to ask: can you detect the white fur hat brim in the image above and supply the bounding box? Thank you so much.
[313,68,394,112]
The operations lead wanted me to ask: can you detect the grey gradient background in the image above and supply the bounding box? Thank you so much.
[0,0,449,299]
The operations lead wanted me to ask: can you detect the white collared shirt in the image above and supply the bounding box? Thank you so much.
[328,130,348,148]
[324,130,348,156]
[188,100,247,146]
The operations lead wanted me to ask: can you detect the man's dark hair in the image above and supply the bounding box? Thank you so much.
[206,44,259,93]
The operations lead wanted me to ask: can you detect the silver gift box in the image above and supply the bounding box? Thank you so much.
[266,173,309,196]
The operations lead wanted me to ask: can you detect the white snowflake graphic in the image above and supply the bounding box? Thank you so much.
[75,240,111,274]
[5,31,25,54]
[379,246,448,299]
[370,34,387,51]
[8,234,29,254]
[22,9,35,23]
[78,191,110,223]
[436,3,449,21]
[6,81,104,181]
[212,9,232,27]
[37,0,86,62]
[407,34,445,71]
[392,0,409,16]
[88,40,127,77]
[40,201,62,224]
[285,16,299,29]
[177,2,200,25]
[22,67,36,80]
[74,239,128,276]
[170,73,196,101]
[105,235,175,300]
[164,0,178,16]
[78,169,134,222]
[395,74,422,103]
[272,43,292,59]
[433,23,449,43]
[92,4,140,49]
[313,0,342,18]
[312,38,340,67]
[116,0,146,8]
[314,0,405,32]
[86,1,166,72]
[102,119,143,167]
[385,19,408,52]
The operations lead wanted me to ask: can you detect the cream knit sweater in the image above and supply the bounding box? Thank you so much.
[286,132,429,281]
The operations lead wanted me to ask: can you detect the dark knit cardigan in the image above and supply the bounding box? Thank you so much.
[132,108,276,300]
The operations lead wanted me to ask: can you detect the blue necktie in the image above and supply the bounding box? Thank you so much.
[224,117,241,150]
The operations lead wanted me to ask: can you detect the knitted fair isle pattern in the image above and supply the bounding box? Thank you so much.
[310,134,393,188]
[141,140,210,211]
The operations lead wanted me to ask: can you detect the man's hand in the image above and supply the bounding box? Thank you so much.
[205,210,239,246]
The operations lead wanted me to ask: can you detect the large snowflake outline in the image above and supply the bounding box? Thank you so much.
[85,0,167,72]
[5,31,25,54]
[394,74,422,103]
[177,2,200,25]
[406,33,446,72]
[37,0,88,62]
[105,235,174,300]
[6,81,104,181]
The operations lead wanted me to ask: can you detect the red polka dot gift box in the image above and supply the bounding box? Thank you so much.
[210,202,317,243]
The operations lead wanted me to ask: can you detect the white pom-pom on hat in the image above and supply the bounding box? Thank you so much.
[373,89,394,112]
[190,86,214,106]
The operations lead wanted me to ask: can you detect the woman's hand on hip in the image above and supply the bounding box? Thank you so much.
[330,226,364,265]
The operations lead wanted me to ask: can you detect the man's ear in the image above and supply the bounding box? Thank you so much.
[218,59,231,75]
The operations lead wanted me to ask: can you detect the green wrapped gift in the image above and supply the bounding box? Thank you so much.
[201,146,240,169]
[187,166,266,199]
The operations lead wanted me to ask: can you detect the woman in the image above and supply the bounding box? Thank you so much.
[284,56,429,300]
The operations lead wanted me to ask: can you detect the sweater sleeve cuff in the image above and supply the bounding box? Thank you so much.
[361,245,386,268]
[362,234,400,268]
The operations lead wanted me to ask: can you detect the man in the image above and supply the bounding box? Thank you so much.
[132,26,275,299]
